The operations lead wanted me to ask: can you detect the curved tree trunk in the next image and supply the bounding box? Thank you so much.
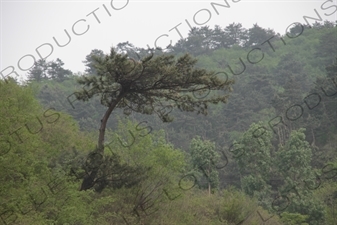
[80,92,125,191]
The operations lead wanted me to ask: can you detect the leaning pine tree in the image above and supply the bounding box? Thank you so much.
[74,47,234,191]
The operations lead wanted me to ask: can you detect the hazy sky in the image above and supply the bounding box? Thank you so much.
[1,0,336,81]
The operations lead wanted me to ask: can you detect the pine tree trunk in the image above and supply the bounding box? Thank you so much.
[80,92,125,191]
[311,128,316,147]
[208,182,211,196]
[97,93,125,153]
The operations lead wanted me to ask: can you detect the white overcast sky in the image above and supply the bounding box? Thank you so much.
[1,0,336,81]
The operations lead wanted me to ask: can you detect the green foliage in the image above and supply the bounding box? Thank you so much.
[275,128,313,182]
[189,136,220,192]
[151,188,283,225]
[280,212,309,225]
[27,58,72,82]
[313,179,337,225]
[232,122,273,207]
[0,80,115,224]
[273,129,326,224]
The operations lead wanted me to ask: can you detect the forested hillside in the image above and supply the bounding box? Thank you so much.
[1,21,336,224]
